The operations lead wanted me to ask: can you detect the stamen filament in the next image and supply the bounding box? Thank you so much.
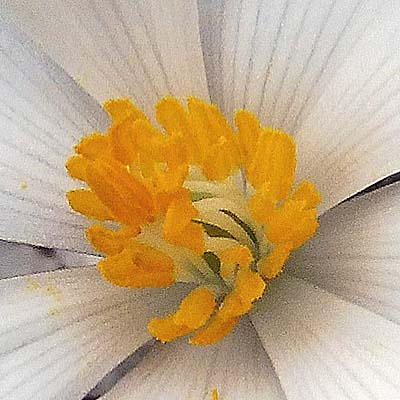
[219,208,260,261]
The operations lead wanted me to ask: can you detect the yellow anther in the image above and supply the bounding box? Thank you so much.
[104,97,148,125]
[190,315,238,346]
[291,180,321,209]
[66,189,113,221]
[109,116,139,165]
[219,245,253,267]
[163,190,205,255]
[187,97,240,180]
[219,245,253,278]
[66,155,89,181]
[267,200,319,249]
[148,315,193,343]
[75,133,112,160]
[85,159,155,227]
[248,182,276,224]
[173,287,216,329]
[151,164,189,198]
[148,287,216,342]
[192,268,265,345]
[132,119,165,164]
[98,242,175,288]
[247,129,296,200]
[218,268,266,320]
[156,96,191,138]
[86,224,140,255]
[235,109,261,168]
[234,267,266,302]
[259,243,292,279]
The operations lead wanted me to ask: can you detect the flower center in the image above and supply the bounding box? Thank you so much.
[66,97,321,345]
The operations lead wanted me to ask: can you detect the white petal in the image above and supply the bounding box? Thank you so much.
[251,276,400,400]
[0,267,188,400]
[54,249,102,268]
[102,318,285,400]
[289,181,400,326]
[0,17,109,252]
[206,0,400,210]
[0,240,99,280]
[0,241,60,279]
[3,0,210,115]
[198,0,225,106]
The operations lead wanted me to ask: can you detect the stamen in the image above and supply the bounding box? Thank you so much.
[259,244,292,279]
[98,242,175,288]
[67,189,113,221]
[75,132,112,160]
[148,287,216,342]
[104,97,148,124]
[65,155,89,181]
[219,245,253,279]
[66,96,321,346]
[163,190,205,255]
[86,224,140,256]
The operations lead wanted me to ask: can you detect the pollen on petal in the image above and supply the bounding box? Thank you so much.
[212,389,219,400]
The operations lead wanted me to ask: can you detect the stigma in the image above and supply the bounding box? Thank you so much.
[66,96,321,345]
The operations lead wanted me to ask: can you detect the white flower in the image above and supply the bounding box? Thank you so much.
[1,1,400,399]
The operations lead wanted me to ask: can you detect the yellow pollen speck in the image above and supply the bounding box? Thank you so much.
[26,277,41,291]
[212,388,219,400]
[48,307,61,316]
[26,278,62,302]
[20,182,28,190]
[26,278,62,315]
[75,68,92,87]
[66,96,321,346]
